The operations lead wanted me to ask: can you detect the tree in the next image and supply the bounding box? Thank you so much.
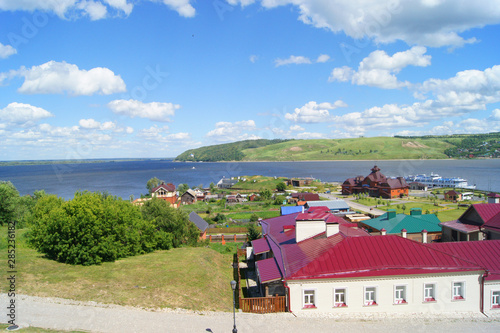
[209,182,216,192]
[141,198,199,248]
[146,177,163,193]
[249,213,259,223]
[246,223,261,242]
[27,191,156,265]
[259,189,272,200]
[177,183,190,194]
[0,181,20,226]
[276,182,286,192]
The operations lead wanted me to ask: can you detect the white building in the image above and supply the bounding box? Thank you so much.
[251,208,500,316]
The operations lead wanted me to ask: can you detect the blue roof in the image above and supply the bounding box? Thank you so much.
[306,200,350,211]
[281,206,304,216]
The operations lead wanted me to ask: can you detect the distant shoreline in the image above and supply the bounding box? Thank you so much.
[0,158,174,167]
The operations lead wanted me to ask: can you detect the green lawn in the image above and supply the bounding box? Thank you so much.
[0,227,234,312]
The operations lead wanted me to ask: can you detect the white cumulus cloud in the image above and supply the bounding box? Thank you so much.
[275,55,312,67]
[0,42,16,59]
[6,61,126,95]
[0,102,53,125]
[329,46,431,89]
[107,99,180,122]
[0,0,193,19]
[206,120,259,142]
[285,101,347,123]
[247,0,500,47]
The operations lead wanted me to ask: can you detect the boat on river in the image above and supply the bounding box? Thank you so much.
[404,173,476,189]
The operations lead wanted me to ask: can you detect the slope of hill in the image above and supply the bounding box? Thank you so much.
[175,133,500,162]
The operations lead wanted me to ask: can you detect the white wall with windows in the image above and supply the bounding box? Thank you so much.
[484,281,500,317]
[288,273,481,314]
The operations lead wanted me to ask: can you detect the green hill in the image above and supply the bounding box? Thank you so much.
[175,133,500,162]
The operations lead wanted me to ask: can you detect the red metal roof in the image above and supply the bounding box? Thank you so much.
[152,183,176,193]
[307,206,330,213]
[252,237,270,255]
[473,203,500,224]
[256,258,282,283]
[440,220,480,233]
[288,235,482,280]
[429,241,500,281]
[296,211,330,221]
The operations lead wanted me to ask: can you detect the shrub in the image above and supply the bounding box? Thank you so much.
[27,191,156,265]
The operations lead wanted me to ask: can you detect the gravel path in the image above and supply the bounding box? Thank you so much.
[2,294,500,333]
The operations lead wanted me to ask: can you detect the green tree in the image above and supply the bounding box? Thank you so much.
[276,182,286,191]
[27,191,156,265]
[246,223,261,242]
[249,213,259,223]
[0,181,20,226]
[141,198,198,247]
[177,183,190,194]
[146,177,163,193]
[259,189,272,200]
[209,182,216,192]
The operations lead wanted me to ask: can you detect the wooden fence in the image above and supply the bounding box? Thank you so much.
[234,250,287,314]
[239,296,286,314]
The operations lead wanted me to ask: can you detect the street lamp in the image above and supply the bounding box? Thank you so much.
[230,280,237,333]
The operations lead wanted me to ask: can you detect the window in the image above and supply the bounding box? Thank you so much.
[424,283,436,302]
[303,290,316,308]
[333,288,347,307]
[492,290,500,309]
[364,286,377,306]
[394,285,407,304]
[452,282,465,300]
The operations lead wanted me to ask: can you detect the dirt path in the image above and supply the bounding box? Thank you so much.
[2,294,500,333]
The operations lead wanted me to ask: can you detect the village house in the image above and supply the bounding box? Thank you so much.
[440,203,500,241]
[248,209,500,316]
[342,166,409,199]
[445,190,463,202]
[151,182,177,205]
[488,192,500,204]
[358,208,442,243]
[305,200,350,213]
[188,211,209,240]
[285,177,315,187]
[289,192,320,203]
[180,189,197,205]
[217,177,238,189]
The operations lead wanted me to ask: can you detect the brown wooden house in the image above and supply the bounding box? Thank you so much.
[342,166,409,199]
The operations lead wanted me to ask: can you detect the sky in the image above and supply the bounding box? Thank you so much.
[1,0,500,161]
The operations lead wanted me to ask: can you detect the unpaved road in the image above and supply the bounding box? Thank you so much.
[2,294,500,333]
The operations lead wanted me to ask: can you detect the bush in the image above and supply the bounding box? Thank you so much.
[246,223,261,242]
[27,191,156,265]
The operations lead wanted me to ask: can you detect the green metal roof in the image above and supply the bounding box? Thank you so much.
[362,211,441,234]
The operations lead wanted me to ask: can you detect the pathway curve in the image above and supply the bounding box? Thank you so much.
[2,294,499,333]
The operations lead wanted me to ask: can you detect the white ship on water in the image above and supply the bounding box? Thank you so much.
[404,173,476,189]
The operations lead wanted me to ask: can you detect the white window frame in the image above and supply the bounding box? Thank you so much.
[394,285,407,304]
[492,290,500,309]
[333,287,347,307]
[423,283,436,302]
[452,281,465,300]
[364,286,377,306]
[303,289,316,308]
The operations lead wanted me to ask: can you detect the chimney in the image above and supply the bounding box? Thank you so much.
[326,223,340,237]
[401,229,407,238]
[301,206,305,213]
[422,229,428,243]
[381,228,387,236]
[387,209,396,219]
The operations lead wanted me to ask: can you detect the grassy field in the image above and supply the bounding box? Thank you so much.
[0,227,235,312]
[241,137,452,161]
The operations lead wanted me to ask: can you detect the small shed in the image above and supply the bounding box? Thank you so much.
[188,211,209,240]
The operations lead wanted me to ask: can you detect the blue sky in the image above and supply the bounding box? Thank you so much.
[1,0,500,160]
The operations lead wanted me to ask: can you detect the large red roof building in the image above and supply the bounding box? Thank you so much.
[249,208,500,316]
[342,165,409,199]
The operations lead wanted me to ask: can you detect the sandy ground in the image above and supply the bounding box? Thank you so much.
[2,294,500,333]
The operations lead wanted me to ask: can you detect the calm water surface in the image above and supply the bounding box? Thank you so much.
[1,159,499,200]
